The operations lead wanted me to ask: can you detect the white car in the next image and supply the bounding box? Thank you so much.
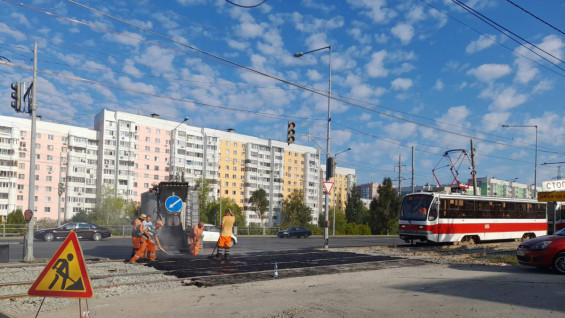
[202,223,238,247]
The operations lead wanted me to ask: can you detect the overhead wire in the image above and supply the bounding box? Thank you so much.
[505,0,565,36]
[452,0,565,68]
[418,0,565,79]
[4,0,564,168]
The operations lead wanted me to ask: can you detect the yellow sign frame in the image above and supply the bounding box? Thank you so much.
[537,191,565,202]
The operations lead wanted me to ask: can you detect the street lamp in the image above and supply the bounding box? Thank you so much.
[294,45,332,249]
[502,124,538,198]
[332,147,351,236]
[172,117,190,181]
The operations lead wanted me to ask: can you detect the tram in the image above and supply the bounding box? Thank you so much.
[398,192,547,244]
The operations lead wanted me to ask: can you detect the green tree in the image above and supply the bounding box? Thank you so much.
[368,178,400,235]
[208,198,246,227]
[90,185,135,225]
[281,189,312,226]
[249,188,269,234]
[329,206,347,234]
[345,184,366,224]
[6,209,25,234]
[196,179,213,223]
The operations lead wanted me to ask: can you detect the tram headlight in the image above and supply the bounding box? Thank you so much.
[530,241,552,250]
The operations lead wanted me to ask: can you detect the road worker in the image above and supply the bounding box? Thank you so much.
[216,209,235,260]
[144,220,164,261]
[189,222,204,256]
[130,214,149,263]
[142,215,155,258]
[129,214,146,260]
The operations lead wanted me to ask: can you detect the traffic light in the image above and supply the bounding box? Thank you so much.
[11,83,22,112]
[326,157,336,179]
[287,122,296,145]
[58,182,65,196]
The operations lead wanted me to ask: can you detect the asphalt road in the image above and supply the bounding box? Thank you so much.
[0,235,405,262]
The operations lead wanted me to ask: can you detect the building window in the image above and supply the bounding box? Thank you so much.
[44,207,51,212]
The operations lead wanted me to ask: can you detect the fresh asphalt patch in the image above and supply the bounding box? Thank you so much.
[148,250,427,286]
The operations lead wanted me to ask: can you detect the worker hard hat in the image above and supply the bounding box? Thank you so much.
[139,214,146,219]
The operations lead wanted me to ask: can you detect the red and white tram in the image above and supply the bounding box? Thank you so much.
[398,192,547,244]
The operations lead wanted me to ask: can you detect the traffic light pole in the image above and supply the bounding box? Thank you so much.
[23,42,38,262]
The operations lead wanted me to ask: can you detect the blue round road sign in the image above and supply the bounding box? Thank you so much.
[165,195,183,213]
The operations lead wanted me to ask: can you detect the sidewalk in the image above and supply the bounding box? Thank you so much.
[10,263,565,318]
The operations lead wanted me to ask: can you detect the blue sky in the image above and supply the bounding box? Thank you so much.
[1,0,565,188]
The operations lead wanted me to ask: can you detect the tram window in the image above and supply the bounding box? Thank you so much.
[462,200,475,218]
[505,202,516,218]
[476,201,489,218]
[517,203,528,218]
[428,203,438,221]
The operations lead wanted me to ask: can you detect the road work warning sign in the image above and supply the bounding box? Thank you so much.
[28,231,93,298]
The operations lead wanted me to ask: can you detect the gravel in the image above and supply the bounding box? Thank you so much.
[0,241,521,317]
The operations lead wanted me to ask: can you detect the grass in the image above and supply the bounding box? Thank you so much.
[474,254,519,266]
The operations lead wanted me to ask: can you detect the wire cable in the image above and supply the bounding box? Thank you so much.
[225,0,267,9]
[505,0,565,36]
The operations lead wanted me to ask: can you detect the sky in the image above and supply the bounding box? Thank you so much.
[1,0,565,189]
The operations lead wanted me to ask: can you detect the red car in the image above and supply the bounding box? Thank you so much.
[517,228,565,274]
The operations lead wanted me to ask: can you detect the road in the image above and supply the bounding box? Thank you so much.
[0,235,405,262]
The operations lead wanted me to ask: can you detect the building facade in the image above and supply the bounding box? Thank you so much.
[357,182,380,200]
[0,110,356,226]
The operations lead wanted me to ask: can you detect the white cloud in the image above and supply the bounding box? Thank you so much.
[227,39,248,51]
[0,23,26,41]
[533,80,553,94]
[466,34,497,54]
[467,64,512,83]
[103,31,143,47]
[118,77,157,94]
[135,46,176,75]
[123,59,142,77]
[481,112,510,132]
[236,22,264,38]
[391,23,414,45]
[366,50,388,78]
[374,33,388,44]
[434,79,444,90]
[306,69,322,81]
[514,58,538,84]
[406,6,425,22]
[480,86,528,111]
[391,77,413,90]
[347,0,396,23]
[347,27,371,44]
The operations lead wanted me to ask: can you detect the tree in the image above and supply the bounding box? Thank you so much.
[208,198,246,227]
[196,179,214,223]
[90,185,135,225]
[281,189,312,226]
[6,209,25,234]
[368,178,401,235]
[249,188,269,234]
[345,184,366,224]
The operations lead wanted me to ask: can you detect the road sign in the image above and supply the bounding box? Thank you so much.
[542,179,565,192]
[28,231,93,298]
[323,182,334,194]
[537,191,565,202]
[165,195,183,213]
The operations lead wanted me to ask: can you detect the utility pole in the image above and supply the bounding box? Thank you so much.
[411,147,415,193]
[24,42,38,262]
[470,139,477,195]
[397,155,402,196]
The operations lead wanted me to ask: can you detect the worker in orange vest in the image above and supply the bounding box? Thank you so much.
[129,214,148,263]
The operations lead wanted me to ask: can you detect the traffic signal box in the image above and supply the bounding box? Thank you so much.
[287,122,296,145]
[11,83,23,112]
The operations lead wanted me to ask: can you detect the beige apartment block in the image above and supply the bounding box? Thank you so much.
[1,110,354,226]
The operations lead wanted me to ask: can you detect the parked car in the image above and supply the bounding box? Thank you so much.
[34,222,112,242]
[516,228,565,274]
[277,226,312,238]
[201,223,237,247]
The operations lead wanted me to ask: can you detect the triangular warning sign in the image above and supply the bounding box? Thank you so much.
[28,231,93,298]
[323,181,334,194]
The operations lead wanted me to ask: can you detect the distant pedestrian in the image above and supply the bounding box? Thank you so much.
[189,222,204,256]
[216,209,235,260]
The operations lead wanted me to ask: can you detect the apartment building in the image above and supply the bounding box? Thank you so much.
[0,116,98,222]
[0,110,359,225]
[357,182,380,200]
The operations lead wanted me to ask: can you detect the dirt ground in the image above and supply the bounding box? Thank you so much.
[10,262,565,318]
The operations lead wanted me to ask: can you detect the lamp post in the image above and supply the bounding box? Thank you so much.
[332,147,351,236]
[502,124,538,198]
[171,117,189,181]
[294,45,332,249]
